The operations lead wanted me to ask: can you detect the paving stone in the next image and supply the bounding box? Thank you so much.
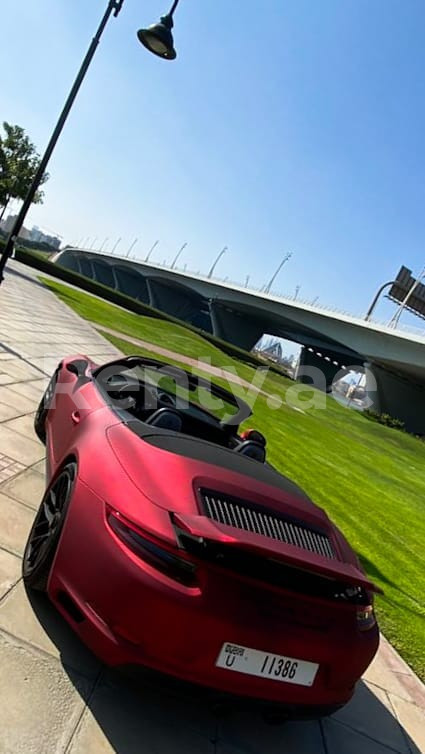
[0,581,100,680]
[0,401,24,422]
[0,547,21,600]
[0,466,45,510]
[31,357,64,375]
[322,717,417,754]
[0,359,45,381]
[67,672,214,754]
[15,343,78,358]
[364,649,416,705]
[3,412,37,441]
[0,632,92,754]
[0,384,37,414]
[389,695,425,753]
[0,453,26,472]
[217,709,324,754]
[91,352,122,363]
[0,424,44,465]
[0,454,26,483]
[0,492,34,556]
[7,380,46,403]
[30,458,46,476]
[332,681,410,753]
[377,636,425,709]
[108,667,217,739]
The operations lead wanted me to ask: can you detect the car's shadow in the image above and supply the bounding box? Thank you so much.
[27,587,422,754]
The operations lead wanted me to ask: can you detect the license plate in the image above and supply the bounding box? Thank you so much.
[216,643,319,686]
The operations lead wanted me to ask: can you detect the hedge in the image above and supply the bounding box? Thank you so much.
[10,246,288,373]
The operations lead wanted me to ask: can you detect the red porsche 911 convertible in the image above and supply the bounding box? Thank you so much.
[24,354,380,719]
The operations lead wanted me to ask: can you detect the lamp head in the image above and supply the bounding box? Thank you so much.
[137,14,176,60]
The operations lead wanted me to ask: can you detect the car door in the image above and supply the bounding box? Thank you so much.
[47,359,105,464]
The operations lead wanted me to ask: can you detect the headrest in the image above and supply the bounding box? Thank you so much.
[235,440,266,463]
[240,429,266,447]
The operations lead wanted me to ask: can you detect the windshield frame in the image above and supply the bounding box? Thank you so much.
[92,356,253,426]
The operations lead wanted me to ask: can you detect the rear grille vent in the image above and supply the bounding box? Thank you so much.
[201,491,336,560]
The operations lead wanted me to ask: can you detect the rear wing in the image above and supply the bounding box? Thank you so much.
[173,512,382,595]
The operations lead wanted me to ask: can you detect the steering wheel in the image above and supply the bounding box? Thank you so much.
[157,391,176,407]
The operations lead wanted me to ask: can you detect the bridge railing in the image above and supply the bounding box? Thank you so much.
[60,247,425,341]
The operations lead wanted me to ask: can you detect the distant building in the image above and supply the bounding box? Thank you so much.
[29,226,44,243]
[0,214,18,234]
[0,216,61,250]
[29,225,61,249]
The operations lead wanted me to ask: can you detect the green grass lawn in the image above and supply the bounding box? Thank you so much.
[40,278,260,385]
[42,277,425,681]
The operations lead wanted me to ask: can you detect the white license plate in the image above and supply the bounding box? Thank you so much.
[216,643,319,687]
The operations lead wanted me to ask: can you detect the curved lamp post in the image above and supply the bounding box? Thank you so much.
[126,238,138,258]
[111,237,122,254]
[364,280,396,321]
[171,242,187,269]
[0,0,182,285]
[208,246,227,279]
[263,252,292,294]
[145,240,159,262]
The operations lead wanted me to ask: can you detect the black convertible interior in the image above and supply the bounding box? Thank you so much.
[93,356,267,462]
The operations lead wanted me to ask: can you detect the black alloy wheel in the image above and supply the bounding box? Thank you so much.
[22,462,77,591]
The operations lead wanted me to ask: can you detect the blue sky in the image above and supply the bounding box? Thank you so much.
[1,0,425,324]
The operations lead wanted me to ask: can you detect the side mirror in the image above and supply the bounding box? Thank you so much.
[67,359,89,378]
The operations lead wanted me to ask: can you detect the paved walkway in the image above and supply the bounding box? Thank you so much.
[0,261,424,754]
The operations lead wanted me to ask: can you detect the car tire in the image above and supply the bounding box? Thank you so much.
[22,462,77,592]
[34,368,59,445]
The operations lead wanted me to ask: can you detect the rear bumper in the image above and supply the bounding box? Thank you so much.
[49,480,379,711]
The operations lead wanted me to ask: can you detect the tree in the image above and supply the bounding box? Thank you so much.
[0,122,49,221]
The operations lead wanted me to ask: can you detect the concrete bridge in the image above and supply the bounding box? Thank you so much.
[53,248,425,434]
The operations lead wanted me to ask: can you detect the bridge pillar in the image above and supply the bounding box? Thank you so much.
[146,279,212,331]
[296,347,351,392]
[209,301,263,351]
[367,364,425,434]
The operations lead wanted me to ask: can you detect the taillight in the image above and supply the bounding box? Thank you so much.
[356,605,376,631]
[107,508,198,587]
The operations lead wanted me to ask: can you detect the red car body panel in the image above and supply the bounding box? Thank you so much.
[41,354,380,714]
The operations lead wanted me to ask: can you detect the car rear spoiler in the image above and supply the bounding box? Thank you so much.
[173,513,382,594]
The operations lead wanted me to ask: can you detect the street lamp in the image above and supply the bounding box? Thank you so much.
[364,280,397,321]
[208,246,227,279]
[126,238,138,257]
[137,0,180,59]
[145,240,159,262]
[171,241,187,269]
[0,0,182,285]
[263,252,292,294]
[111,237,122,254]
